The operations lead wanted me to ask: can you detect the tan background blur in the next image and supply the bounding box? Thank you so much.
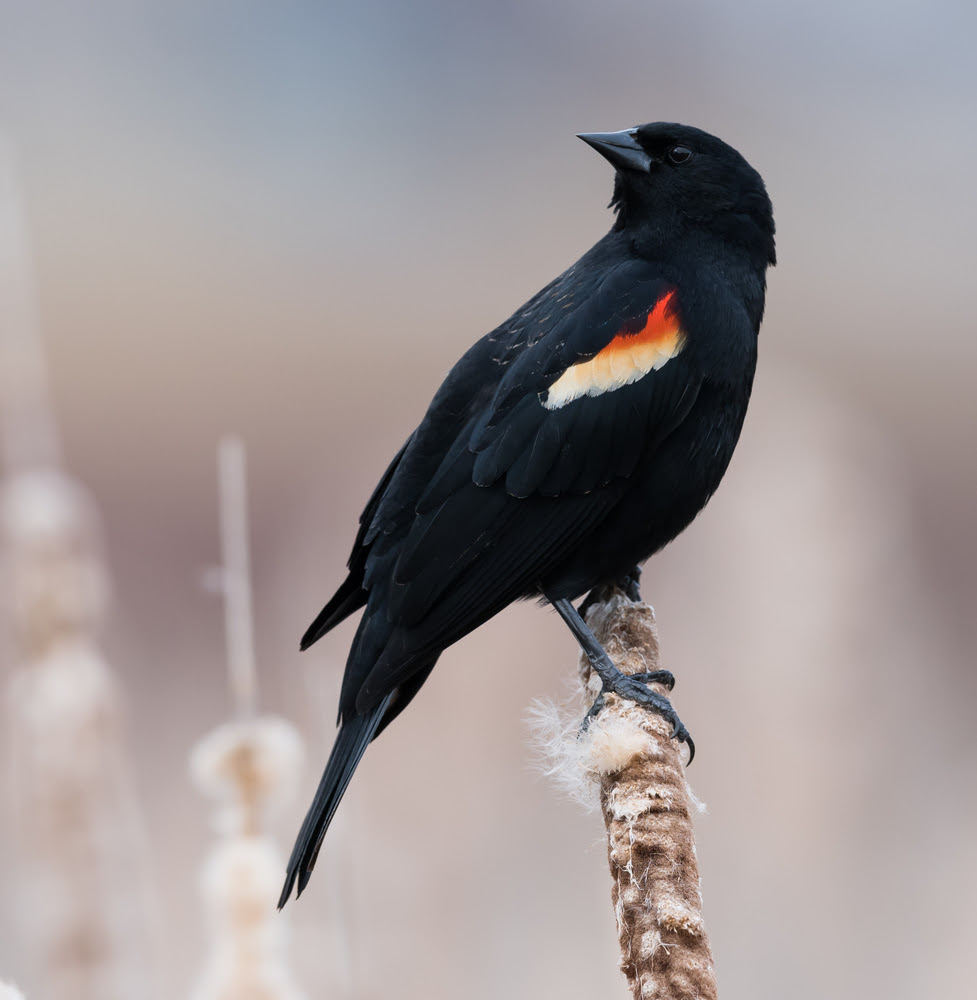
[1,1,975,997]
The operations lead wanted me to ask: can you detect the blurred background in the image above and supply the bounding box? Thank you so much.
[0,1,974,997]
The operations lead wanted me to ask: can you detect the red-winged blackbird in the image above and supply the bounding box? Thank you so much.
[280,122,775,905]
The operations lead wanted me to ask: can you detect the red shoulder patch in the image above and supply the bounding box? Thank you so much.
[543,291,685,410]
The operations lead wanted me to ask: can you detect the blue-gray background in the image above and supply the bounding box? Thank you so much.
[1,2,974,997]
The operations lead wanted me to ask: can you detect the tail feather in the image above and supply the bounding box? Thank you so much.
[278,692,394,908]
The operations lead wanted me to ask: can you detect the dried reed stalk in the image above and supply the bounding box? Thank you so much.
[189,439,306,1000]
[577,586,716,1000]
[190,718,305,1000]
[2,472,159,1000]
[1,143,158,1000]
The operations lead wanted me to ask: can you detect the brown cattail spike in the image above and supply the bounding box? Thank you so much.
[577,585,716,1000]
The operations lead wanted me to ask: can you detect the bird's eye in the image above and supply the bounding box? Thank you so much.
[667,145,693,164]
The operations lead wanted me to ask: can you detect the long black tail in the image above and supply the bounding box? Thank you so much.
[278,692,394,908]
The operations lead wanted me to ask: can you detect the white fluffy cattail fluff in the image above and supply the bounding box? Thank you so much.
[0,981,26,1000]
[527,686,663,810]
[189,717,305,1000]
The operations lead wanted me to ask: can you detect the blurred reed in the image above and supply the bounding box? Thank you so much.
[189,437,305,1000]
[1,140,159,1000]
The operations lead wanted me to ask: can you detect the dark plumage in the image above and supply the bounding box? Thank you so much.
[281,122,775,906]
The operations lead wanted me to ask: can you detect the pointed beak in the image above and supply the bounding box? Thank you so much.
[576,129,652,173]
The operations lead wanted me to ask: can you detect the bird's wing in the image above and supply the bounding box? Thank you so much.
[420,258,700,505]
[300,434,413,649]
[346,262,704,708]
[301,319,514,652]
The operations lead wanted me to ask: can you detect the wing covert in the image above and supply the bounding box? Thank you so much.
[466,270,700,498]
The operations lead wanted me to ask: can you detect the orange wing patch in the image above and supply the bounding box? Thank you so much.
[542,291,685,410]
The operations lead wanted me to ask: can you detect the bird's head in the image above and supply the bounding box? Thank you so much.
[578,122,776,267]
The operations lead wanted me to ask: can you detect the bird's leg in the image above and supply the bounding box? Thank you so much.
[548,594,694,762]
[617,564,643,602]
[576,565,643,618]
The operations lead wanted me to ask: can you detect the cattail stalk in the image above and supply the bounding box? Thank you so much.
[217,437,257,720]
[190,718,305,1000]
[0,136,60,470]
[576,586,716,1000]
[1,141,158,1000]
[190,438,305,1000]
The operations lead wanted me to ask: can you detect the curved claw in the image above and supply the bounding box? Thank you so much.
[669,722,695,765]
[580,692,606,732]
[667,715,695,765]
[632,669,675,692]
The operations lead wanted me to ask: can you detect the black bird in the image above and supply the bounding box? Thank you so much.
[280,122,775,905]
